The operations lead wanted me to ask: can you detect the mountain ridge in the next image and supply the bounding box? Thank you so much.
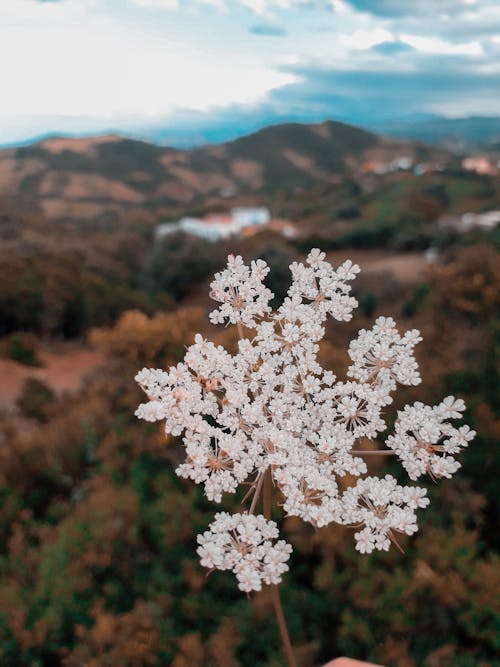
[0,120,446,222]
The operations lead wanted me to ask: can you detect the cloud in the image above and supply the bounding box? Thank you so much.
[339,28,394,50]
[0,0,297,142]
[270,57,500,121]
[249,22,287,35]
[371,40,415,55]
[196,0,227,10]
[399,34,484,57]
[131,0,179,9]
[344,0,495,18]
[240,0,333,15]
[3,0,500,146]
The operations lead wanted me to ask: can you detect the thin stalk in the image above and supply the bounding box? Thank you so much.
[248,473,264,514]
[237,320,244,340]
[270,584,297,667]
[263,472,297,667]
[263,469,272,520]
[350,450,396,455]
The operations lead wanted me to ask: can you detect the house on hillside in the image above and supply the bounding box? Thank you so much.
[461,211,500,230]
[438,210,500,232]
[462,156,497,175]
[361,156,413,175]
[241,218,297,239]
[156,207,273,242]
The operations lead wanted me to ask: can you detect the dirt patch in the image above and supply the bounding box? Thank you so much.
[312,123,332,141]
[0,345,104,410]
[168,164,235,194]
[40,198,122,220]
[155,180,193,202]
[40,172,145,203]
[0,156,45,192]
[159,152,188,169]
[283,149,332,182]
[230,159,264,189]
[39,135,121,157]
[327,250,428,284]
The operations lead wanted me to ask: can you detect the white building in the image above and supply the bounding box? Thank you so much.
[156,207,272,242]
[438,210,500,233]
[461,211,500,230]
[231,207,270,227]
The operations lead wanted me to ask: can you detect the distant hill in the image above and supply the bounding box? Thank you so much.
[371,116,500,150]
[0,120,441,222]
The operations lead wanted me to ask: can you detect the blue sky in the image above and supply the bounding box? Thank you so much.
[1,0,500,144]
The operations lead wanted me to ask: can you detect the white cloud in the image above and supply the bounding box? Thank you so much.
[399,34,484,56]
[131,0,179,9]
[239,0,333,15]
[196,0,227,10]
[340,28,394,49]
[330,0,350,14]
[0,0,296,126]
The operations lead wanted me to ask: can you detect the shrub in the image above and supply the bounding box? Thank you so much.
[3,332,42,366]
[16,377,55,421]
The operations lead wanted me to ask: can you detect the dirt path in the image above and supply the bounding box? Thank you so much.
[327,250,429,284]
[0,345,104,410]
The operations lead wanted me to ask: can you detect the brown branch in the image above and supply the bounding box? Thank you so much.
[263,471,297,667]
[248,474,264,514]
[350,450,396,455]
[270,584,297,667]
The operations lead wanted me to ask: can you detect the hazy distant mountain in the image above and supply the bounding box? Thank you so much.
[369,116,500,150]
[0,120,443,222]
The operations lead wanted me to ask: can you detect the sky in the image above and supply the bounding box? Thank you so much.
[1,0,500,145]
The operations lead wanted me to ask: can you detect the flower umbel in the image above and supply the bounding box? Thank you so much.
[135,250,474,592]
[197,512,292,592]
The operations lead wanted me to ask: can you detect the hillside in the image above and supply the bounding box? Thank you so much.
[0,120,440,222]
[371,115,500,149]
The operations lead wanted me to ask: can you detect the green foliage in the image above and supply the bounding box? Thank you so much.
[4,332,42,366]
[249,243,298,307]
[143,232,216,302]
[401,284,430,318]
[16,378,55,422]
[356,290,378,317]
[0,194,498,665]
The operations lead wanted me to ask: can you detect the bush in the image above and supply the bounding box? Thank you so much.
[356,290,378,317]
[143,233,216,301]
[16,377,55,421]
[3,332,42,366]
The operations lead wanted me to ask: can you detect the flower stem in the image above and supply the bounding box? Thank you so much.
[270,584,297,667]
[350,450,396,455]
[248,473,264,514]
[237,320,244,340]
[263,469,272,520]
[263,472,297,667]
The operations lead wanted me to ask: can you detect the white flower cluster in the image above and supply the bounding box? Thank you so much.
[197,512,292,592]
[386,397,476,480]
[135,250,474,590]
[343,475,430,554]
[348,316,422,391]
[209,255,273,327]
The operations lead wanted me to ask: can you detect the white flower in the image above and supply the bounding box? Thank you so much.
[209,254,273,327]
[386,397,474,480]
[347,317,422,390]
[196,513,292,592]
[134,250,474,584]
[343,476,428,552]
[355,527,376,554]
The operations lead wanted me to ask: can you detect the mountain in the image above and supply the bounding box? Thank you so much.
[0,120,441,222]
[369,116,500,150]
